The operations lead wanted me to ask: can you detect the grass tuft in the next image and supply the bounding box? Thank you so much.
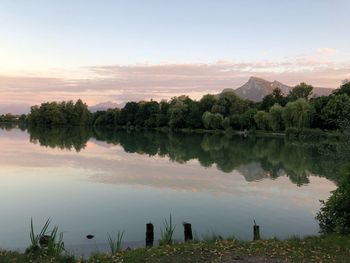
[107,230,124,254]
[26,218,66,258]
[159,214,176,246]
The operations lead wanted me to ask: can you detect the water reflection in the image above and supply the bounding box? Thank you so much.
[0,125,337,249]
[28,125,91,152]
[23,125,343,186]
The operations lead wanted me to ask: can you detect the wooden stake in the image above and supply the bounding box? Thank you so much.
[253,220,260,240]
[146,223,154,247]
[183,222,193,242]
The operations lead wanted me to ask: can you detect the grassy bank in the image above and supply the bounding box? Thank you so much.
[1,234,349,263]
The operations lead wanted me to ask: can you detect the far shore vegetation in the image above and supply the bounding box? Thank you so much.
[1,80,350,140]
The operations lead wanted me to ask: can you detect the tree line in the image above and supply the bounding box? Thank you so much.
[24,80,350,132]
[28,99,91,126]
[0,113,26,123]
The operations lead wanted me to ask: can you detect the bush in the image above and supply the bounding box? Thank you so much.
[316,164,350,234]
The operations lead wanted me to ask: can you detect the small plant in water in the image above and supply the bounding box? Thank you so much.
[107,231,124,254]
[159,214,176,246]
[26,218,65,257]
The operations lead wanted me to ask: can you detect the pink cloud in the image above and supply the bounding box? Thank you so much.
[0,58,349,111]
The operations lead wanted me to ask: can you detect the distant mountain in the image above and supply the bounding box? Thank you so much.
[232,77,290,102]
[88,101,123,112]
[223,76,333,102]
[0,104,30,115]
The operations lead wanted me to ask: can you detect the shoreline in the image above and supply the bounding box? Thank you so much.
[1,234,349,262]
[0,122,343,139]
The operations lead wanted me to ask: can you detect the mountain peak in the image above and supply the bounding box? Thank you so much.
[231,77,291,102]
[248,76,267,82]
[228,77,333,102]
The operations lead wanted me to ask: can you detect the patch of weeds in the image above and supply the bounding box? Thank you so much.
[159,214,176,246]
[107,230,124,254]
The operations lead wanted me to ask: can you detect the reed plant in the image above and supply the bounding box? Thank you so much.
[159,214,176,246]
[107,231,124,254]
[26,218,65,257]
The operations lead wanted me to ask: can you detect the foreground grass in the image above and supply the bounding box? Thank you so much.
[1,234,349,263]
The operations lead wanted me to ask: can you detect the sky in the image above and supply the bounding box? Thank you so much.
[0,0,349,113]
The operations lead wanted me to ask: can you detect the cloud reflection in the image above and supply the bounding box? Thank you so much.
[0,127,338,197]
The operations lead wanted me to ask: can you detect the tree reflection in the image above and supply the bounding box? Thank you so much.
[28,125,92,152]
[13,124,346,185]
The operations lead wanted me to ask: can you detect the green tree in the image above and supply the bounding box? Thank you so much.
[229,114,240,129]
[119,102,139,126]
[168,96,189,128]
[310,96,331,129]
[287,82,314,101]
[333,79,350,96]
[322,94,350,129]
[212,91,249,117]
[260,88,287,111]
[239,108,258,130]
[202,111,212,129]
[27,100,91,126]
[282,99,313,129]
[94,109,120,127]
[221,117,231,130]
[186,102,203,128]
[74,99,91,125]
[316,164,350,234]
[135,100,159,127]
[28,106,40,124]
[268,103,284,131]
[19,114,27,123]
[156,100,170,127]
[210,113,224,129]
[254,111,269,130]
[0,113,17,122]
[202,111,224,130]
[39,102,66,125]
[199,94,217,113]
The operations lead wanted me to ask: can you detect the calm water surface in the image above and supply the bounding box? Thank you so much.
[0,126,338,254]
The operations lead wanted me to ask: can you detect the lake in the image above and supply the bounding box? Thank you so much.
[0,125,339,255]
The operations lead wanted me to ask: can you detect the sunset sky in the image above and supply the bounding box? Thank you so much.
[0,0,349,113]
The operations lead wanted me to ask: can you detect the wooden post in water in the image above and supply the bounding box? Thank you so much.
[183,222,193,242]
[146,223,154,247]
[253,220,260,240]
